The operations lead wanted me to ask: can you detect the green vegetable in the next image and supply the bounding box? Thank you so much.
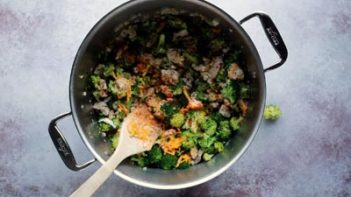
[131,154,148,167]
[99,122,112,132]
[203,153,214,161]
[230,116,243,131]
[214,142,224,152]
[91,75,101,88]
[103,64,115,77]
[108,80,117,94]
[170,113,185,128]
[170,82,184,96]
[177,162,190,169]
[201,117,217,136]
[183,111,207,133]
[224,50,241,68]
[159,154,178,170]
[217,120,231,140]
[183,51,199,65]
[221,80,238,103]
[111,134,119,149]
[181,130,198,149]
[161,103,179,120]
[195,81,209,101]
[198,134,216,149]
[168,17,187,29]
[147,145,163,164]
[156,34,166,54]
[264,104,282,120]
[240,83,250,99]
[210,38,225,52]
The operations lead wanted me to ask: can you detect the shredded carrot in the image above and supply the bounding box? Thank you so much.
[118,103,129,115]
[160,130,183,155]
[176,153,192,167]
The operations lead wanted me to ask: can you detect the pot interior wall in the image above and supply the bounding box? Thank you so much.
[70,0,265,188]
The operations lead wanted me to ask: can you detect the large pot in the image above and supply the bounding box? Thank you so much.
[49,0,287,190]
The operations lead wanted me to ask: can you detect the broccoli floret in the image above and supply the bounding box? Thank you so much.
[183,111,207,133]
[224,50,241,68]
[159,154,178,170]
[210,38,225,52]
[147,145,163,164]
[99,122,112,132]
[91,75,101,89]
[230,116,244,131]
[195,81,209,101]
[103,64,115,77]
[198,134,216,149]
[221,80,238,104]
[131,154,148,167]
[170,82,184,96]
[181,130,199,149]
[214,142,224,152]
[111,134,119,149]
[108,80,117,94]
[183,51,199,65]
[240,83,250,99]
[217,120,231,140]
[177,162,191,169]
[264,104,282,120]
[161,103,179,120]
[156,34,166,54]
[170,113,185,128]
[201,117,217,136]
[203,153,214,161]
[168,17,187,29]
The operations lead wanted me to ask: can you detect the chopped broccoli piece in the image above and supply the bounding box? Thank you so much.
[156,34,166,54]
[91,75,101,88]
[177,162,191,169]
[183,51,199,65]
[221,80,238,104]
[264,104,282,120]
[181,130,199,149]
[159,154,178,170]
[217,120,231,140]
[111,134,119,149]
[183,111,207,133]
[195,81,209,101]
[214,142,224,152]
[240,83,250,99]
[108,80,117,94]
[210,38,225,52]
[201,117,217,136]
[168,17,187,29]
[147,145,163,164]
[224,50,241,68]
[203,153,214,161]
[99,122,112,132]
[198,134,216,149]
[161,103,179,120]
[230,116,243,131]
[170,113,185,128]
[131,154,148,167]
[170,82,184,96]
[103,64,115,77]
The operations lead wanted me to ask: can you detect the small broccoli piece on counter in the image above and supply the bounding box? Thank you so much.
[217,120,231,140]
[203,153,214,161]
[221,80,237,104]
[214,142,224,152]
[264,104,282,120]
[170,112,185,128]
[159,154,178,170]
[201,117,217,136]
[147,145,163,164]
[230,116,243,131]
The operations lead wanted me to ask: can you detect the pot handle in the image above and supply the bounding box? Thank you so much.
[240,12,288,72]
[48,112,96,171]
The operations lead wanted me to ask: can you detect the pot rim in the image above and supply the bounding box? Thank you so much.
[69,0,266,190]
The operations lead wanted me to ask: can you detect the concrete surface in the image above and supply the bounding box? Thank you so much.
[0,0,350,196]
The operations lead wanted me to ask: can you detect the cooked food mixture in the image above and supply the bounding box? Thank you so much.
[89,10,250,170]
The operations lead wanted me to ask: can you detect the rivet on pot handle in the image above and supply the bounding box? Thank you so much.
[240,12,288,72]
[48,112,96,171]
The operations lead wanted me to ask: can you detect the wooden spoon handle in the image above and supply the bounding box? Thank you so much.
[70,152,125,197]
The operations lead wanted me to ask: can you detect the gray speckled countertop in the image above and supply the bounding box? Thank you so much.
[1,0,350,196]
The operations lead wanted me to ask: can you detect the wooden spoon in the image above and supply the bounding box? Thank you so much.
[70,104,161,197]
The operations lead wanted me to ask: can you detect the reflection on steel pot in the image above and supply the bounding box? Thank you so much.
[48,0,287,190]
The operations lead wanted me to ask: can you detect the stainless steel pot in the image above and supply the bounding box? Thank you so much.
[49,0,287,189]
